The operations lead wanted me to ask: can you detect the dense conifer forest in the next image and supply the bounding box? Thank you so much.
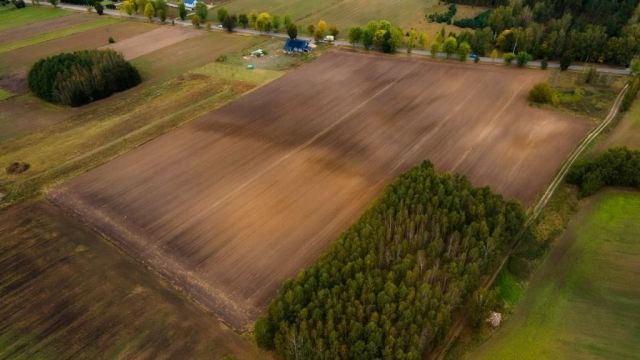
[255,162,527,359]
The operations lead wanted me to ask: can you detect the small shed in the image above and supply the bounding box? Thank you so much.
[283,39,311,54]
[487,311,502,328]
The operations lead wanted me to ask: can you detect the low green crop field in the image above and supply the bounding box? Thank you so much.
[0,5,70,30]
[219,0,484,35]
[468,190,640,360]
[0,16,121,53]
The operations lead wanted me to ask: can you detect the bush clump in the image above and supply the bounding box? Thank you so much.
[28,49,140,106]
[567,147,640,197]
[620,76,640,112]
[528,82,555,104]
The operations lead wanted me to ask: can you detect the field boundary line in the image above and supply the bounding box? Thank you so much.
[430,83,629,360]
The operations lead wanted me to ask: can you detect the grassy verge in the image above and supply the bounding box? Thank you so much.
[0,5,69,30]
[593,92,640,151]
[467,190,640,359]
[0,201,265,359]
[544,69,627,121]
[0,88,13,101]
[0,62,281,206]
[0,16,121,53]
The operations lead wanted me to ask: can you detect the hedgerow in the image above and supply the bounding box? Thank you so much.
[28,49,140,107]
[567,147,640,197]
[255,161,527,359]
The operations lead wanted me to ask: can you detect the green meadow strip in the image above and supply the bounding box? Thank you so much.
[0,6,70,30]
[0,17,121,54]
[0,88,13,101]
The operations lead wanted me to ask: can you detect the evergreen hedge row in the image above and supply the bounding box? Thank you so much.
[567,147,640,197]
[255,161,527,359]
[28,49,140,107]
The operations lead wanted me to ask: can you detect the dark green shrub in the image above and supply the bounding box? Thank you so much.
[108,36,115,44]
[541,58,548,70]
[503,53,515,65]
[528,82,555,104]
[12,0,25,8]
[94,2,103,14]
[620,76,640,112]
[28,49,140,107]
[454,10,491,29]
[560,53,571,71]
[567,147,640,197]
[516,51,532,68]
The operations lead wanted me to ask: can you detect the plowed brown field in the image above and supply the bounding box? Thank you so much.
[51,52,592,330]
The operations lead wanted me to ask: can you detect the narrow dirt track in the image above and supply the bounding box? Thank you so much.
[50,51,592,330]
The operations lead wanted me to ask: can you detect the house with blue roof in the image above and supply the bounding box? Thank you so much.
[283,39,312,54]
[183,0,197,10]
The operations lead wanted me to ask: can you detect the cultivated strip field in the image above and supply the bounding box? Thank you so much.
[51,52,591,330]
[101,26,201,60]
[0,21,154,78]
[0,12,94,44]
[221,0,484,35]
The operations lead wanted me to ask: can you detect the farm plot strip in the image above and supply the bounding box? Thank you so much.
[100,26,201,60]
[0,13,96,44]
[51,52,592,330]
[0,17,121,54]
[0,7,70,31]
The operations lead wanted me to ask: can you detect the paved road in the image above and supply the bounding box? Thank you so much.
[30,1,631,75]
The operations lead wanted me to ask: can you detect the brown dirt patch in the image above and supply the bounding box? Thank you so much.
[101,25,201,60]
[0,72,28,94]
[51,52,592,330]
[0,13,95,44]
[5,162,29,174]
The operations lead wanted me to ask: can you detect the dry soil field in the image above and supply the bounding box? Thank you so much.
[51,51,592,330]
[101,26,201,60]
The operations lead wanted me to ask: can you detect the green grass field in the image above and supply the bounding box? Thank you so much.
[468,190,640,359]
[219,0,483,36]
[0,16,121,53]
[0,5,70,30]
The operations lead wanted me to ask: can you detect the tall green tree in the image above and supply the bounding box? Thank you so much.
[287,23,298,39]
[217,7,228,22]
[194,2,207,23]
[443,36,458,58]
[177,1,186,21]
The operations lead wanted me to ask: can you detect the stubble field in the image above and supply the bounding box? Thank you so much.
[51,51,592,330]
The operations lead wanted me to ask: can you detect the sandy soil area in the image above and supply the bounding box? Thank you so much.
[51,51,592,330]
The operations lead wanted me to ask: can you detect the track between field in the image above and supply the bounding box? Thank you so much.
[430,83,630,360]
